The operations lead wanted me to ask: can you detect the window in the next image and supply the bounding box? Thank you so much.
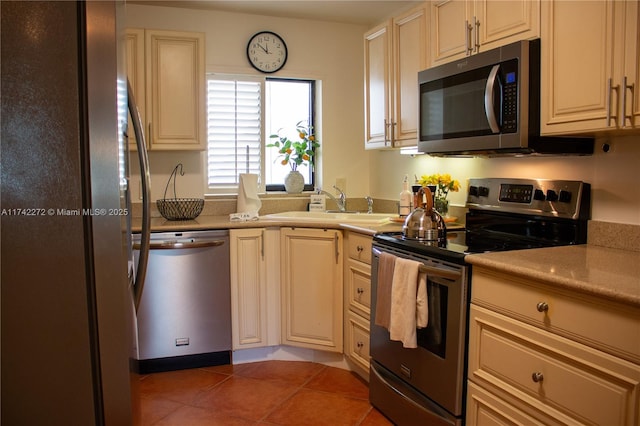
[206,77,262,192]
[206,75,316,193]
[264,79,315,191]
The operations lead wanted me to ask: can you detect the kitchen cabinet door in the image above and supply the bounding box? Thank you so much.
[364,22,392,149]
[429,0,470,67]
[429,0,539,68]
[125,28,146,151]
[622,0,640,129]
[126,28,206,151]
[392,5,428,147]
[145,30,205,150]
[280,228,343,352]
[475,0,540,54]
[230,229,269,349]
[364,3,427,150]
[541,0,639,134]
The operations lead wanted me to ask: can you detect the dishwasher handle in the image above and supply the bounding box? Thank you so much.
[134,239,225,250]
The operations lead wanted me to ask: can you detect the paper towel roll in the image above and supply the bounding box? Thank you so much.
[237,173,261,214]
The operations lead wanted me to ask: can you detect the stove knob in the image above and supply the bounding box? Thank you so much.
[546,189,558,202]
[533,189,545,201]
[559,190,572,203]
[478,186,489,197]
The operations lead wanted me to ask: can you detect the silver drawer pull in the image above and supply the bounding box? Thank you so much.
[532,372,544,383]
[536,302,549,313]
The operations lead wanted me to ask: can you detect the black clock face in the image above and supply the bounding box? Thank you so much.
[247,31,288,73]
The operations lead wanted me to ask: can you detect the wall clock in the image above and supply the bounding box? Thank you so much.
[246,31,288,73]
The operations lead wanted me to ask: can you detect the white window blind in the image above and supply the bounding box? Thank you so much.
[207,78,262,189]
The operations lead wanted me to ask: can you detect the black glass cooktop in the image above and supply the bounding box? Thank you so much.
[374,208,588,264]
[373,232,469,264]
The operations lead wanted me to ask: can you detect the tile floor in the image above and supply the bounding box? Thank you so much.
[138,360,394,425]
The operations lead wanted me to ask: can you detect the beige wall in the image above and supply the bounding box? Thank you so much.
[127,3,640,226]
[371,135,640,225]
[126,3,370,202]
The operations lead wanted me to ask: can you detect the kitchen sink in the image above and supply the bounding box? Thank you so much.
[263,210,393,224]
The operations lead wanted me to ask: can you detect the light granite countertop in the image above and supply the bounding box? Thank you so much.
[466,245,640,308]
[131,214,407,234]
[132,215,639,308]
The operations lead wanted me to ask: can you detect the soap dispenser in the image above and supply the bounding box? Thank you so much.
[399,174,412,217]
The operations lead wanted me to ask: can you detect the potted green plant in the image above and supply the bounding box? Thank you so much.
[267,121,320,193]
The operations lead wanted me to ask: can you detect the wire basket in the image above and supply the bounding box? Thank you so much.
[157,163,204,221]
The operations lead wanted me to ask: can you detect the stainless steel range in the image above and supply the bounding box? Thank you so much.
[369,178,590,425]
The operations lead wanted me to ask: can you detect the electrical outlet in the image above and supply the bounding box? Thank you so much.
[335,178,346,194]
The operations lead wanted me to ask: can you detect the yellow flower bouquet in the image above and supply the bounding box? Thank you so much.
[417,173,460,215]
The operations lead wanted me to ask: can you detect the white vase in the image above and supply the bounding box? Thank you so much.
[284,170,305,193]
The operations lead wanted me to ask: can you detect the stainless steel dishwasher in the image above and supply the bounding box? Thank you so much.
[133,230,231,373]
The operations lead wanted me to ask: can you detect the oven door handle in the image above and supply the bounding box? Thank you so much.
[373,247,462,280]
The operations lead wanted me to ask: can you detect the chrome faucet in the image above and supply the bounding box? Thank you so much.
[365,196,374,214]
[316,185,347,212]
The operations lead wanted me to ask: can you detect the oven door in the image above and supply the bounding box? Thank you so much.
[370,245,469,422]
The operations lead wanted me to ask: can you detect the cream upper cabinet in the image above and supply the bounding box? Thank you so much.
[364,4,427,149]
[125,29,145,151]
[229,228,280,350]
[541,0,640,135]
[466,268,640,426]
[280,228,343,352]
[126,29,206,151]
[364,23,391,149]
[429,0,540,68]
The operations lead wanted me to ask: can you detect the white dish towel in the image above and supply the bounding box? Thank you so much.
[389,257,423,348]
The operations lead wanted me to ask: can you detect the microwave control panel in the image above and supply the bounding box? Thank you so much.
[501,59,518,133]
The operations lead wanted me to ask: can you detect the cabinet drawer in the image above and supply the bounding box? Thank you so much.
[346,311,371,374]
[466,381,561,426]
[469,305,640,426]
[346,259,371,317]
[472,269,640,363]
[346,233,372,264]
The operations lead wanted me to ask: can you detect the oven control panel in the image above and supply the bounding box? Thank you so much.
[466,178,590,219]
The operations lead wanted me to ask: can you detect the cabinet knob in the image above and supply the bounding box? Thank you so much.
[357,341,364,349]
[531,372,544,383]
[536,302,549,313]
[356,245,364,252]
[357,287,364,295]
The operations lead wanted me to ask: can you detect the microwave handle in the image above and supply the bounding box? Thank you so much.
[484,65,501,133]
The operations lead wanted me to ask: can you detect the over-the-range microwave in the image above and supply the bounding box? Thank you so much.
[417,38,593,156]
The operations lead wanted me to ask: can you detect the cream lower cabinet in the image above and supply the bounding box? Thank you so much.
[467,268,640,425]
[541,0,640,134]
[429,0,540,68]
[126,28,206,151]
[364,4,427,149]
[343,232,373,380]
[229,228,280,349]
[280,228,343,352]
